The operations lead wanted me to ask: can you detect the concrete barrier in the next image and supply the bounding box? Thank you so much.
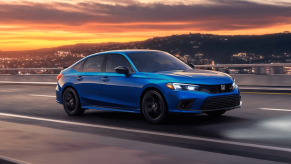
[0,75,56,82]
[232,74,291,87]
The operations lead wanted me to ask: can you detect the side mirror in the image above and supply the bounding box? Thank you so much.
[115,66,129,75]
[187,63,195,69]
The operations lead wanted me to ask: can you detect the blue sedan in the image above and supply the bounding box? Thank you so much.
[56,50,242,124]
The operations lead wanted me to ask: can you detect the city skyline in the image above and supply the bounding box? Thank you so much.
[1,0,291,51]
[1,33,291,70]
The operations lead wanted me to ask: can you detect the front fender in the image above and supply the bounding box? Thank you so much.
[138,81,172,110]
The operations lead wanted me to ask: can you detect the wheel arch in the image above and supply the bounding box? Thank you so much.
[61,84,83,106]
[139,86,169,113]
[62,84,77,97]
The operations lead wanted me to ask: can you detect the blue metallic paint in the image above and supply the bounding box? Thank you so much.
[56,50,241,114]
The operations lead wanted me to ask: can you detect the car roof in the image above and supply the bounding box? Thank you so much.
[96,49,164,55]
[78,49,165,65]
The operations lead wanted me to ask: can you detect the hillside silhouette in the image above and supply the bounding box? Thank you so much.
[1,33,291,64]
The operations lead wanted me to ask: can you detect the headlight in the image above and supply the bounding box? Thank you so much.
[166,83,199,91]
[232,78,236,88]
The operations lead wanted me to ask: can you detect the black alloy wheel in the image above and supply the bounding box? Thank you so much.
[142,90,167,124]
[206,110,226,117]
[63,87,85,116]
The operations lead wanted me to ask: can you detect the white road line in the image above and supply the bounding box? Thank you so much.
[0,155,30,164]
[260,108,291,112]
[0,81,56,84]
[28,94,56,98]
[0,112,291,153]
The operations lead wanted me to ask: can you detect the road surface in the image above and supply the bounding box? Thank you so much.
[0,85,290,164]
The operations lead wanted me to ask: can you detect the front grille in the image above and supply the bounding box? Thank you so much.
[199,84,233,94]
[200,95,240,110]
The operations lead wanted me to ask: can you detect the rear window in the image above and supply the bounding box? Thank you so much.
[83,55,104,72]
[73,60,86,72]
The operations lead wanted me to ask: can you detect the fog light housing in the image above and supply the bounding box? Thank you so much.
[176,99,196,110]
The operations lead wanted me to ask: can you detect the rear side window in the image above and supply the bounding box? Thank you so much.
[83,55,104,72]
[73,60,86,72]
[106,54,133,72]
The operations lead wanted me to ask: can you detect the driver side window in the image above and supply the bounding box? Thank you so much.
[105,54,134,73]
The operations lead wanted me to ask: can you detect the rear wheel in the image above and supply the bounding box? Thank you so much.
[62,87,85,116]
[206,110,226,117]
[142,90,167,124]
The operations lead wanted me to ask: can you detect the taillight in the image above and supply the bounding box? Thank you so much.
[57,74,63,81]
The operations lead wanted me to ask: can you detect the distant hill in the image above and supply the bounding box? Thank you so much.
[0,42,121,58]
[1,33,291,64]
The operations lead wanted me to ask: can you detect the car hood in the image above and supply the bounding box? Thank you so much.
[146,69,233,85]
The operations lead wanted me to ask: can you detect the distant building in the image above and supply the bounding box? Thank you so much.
[0,58,17,61]
[232,53,258,61]
[284,31,290,34]
[195,54,203,57]
[57,51,69,57]
[233,53,247,57]
[183,55,190,63]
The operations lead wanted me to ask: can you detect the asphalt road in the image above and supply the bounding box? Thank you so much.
[0,85,291,163]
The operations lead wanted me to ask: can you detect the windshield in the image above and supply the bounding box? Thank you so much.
[126,51,192,72]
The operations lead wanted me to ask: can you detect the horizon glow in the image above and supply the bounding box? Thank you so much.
[0,0,290,51]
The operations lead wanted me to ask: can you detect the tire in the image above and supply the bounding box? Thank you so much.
[206,110,226,117]
[141,90,167,124]
[62,87,85,116]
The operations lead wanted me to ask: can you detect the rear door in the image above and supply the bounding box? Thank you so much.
[71,59,87,100]
[99,54,138,111]
[75,54,105,107]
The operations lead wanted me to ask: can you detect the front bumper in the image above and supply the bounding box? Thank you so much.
[166,86,242,113]
[171,101,242,113]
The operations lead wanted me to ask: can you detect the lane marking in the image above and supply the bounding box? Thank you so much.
[0,81,56,85]
[0,155,30,164]
[0,113,291,153]
[28,94,56,98]
[0,89,18,92]
[0,84,55,88]
[242,92,291,95]
[260,108,291,112]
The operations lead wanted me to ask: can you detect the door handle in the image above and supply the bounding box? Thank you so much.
[101,76,110,82]
[77,76,83,81]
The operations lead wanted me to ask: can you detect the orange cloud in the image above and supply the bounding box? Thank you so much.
[0,0,291,51]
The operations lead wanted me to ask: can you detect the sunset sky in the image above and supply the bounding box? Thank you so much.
[0,0,291,51]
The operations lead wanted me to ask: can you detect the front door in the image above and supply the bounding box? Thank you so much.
[99,54,138,111]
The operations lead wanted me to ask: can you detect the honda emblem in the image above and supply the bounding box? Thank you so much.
[221,85,225,91]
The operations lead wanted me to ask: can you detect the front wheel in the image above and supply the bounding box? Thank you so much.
[142,90,167,124]
[206,110,226,117]
[62,87,85,116]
